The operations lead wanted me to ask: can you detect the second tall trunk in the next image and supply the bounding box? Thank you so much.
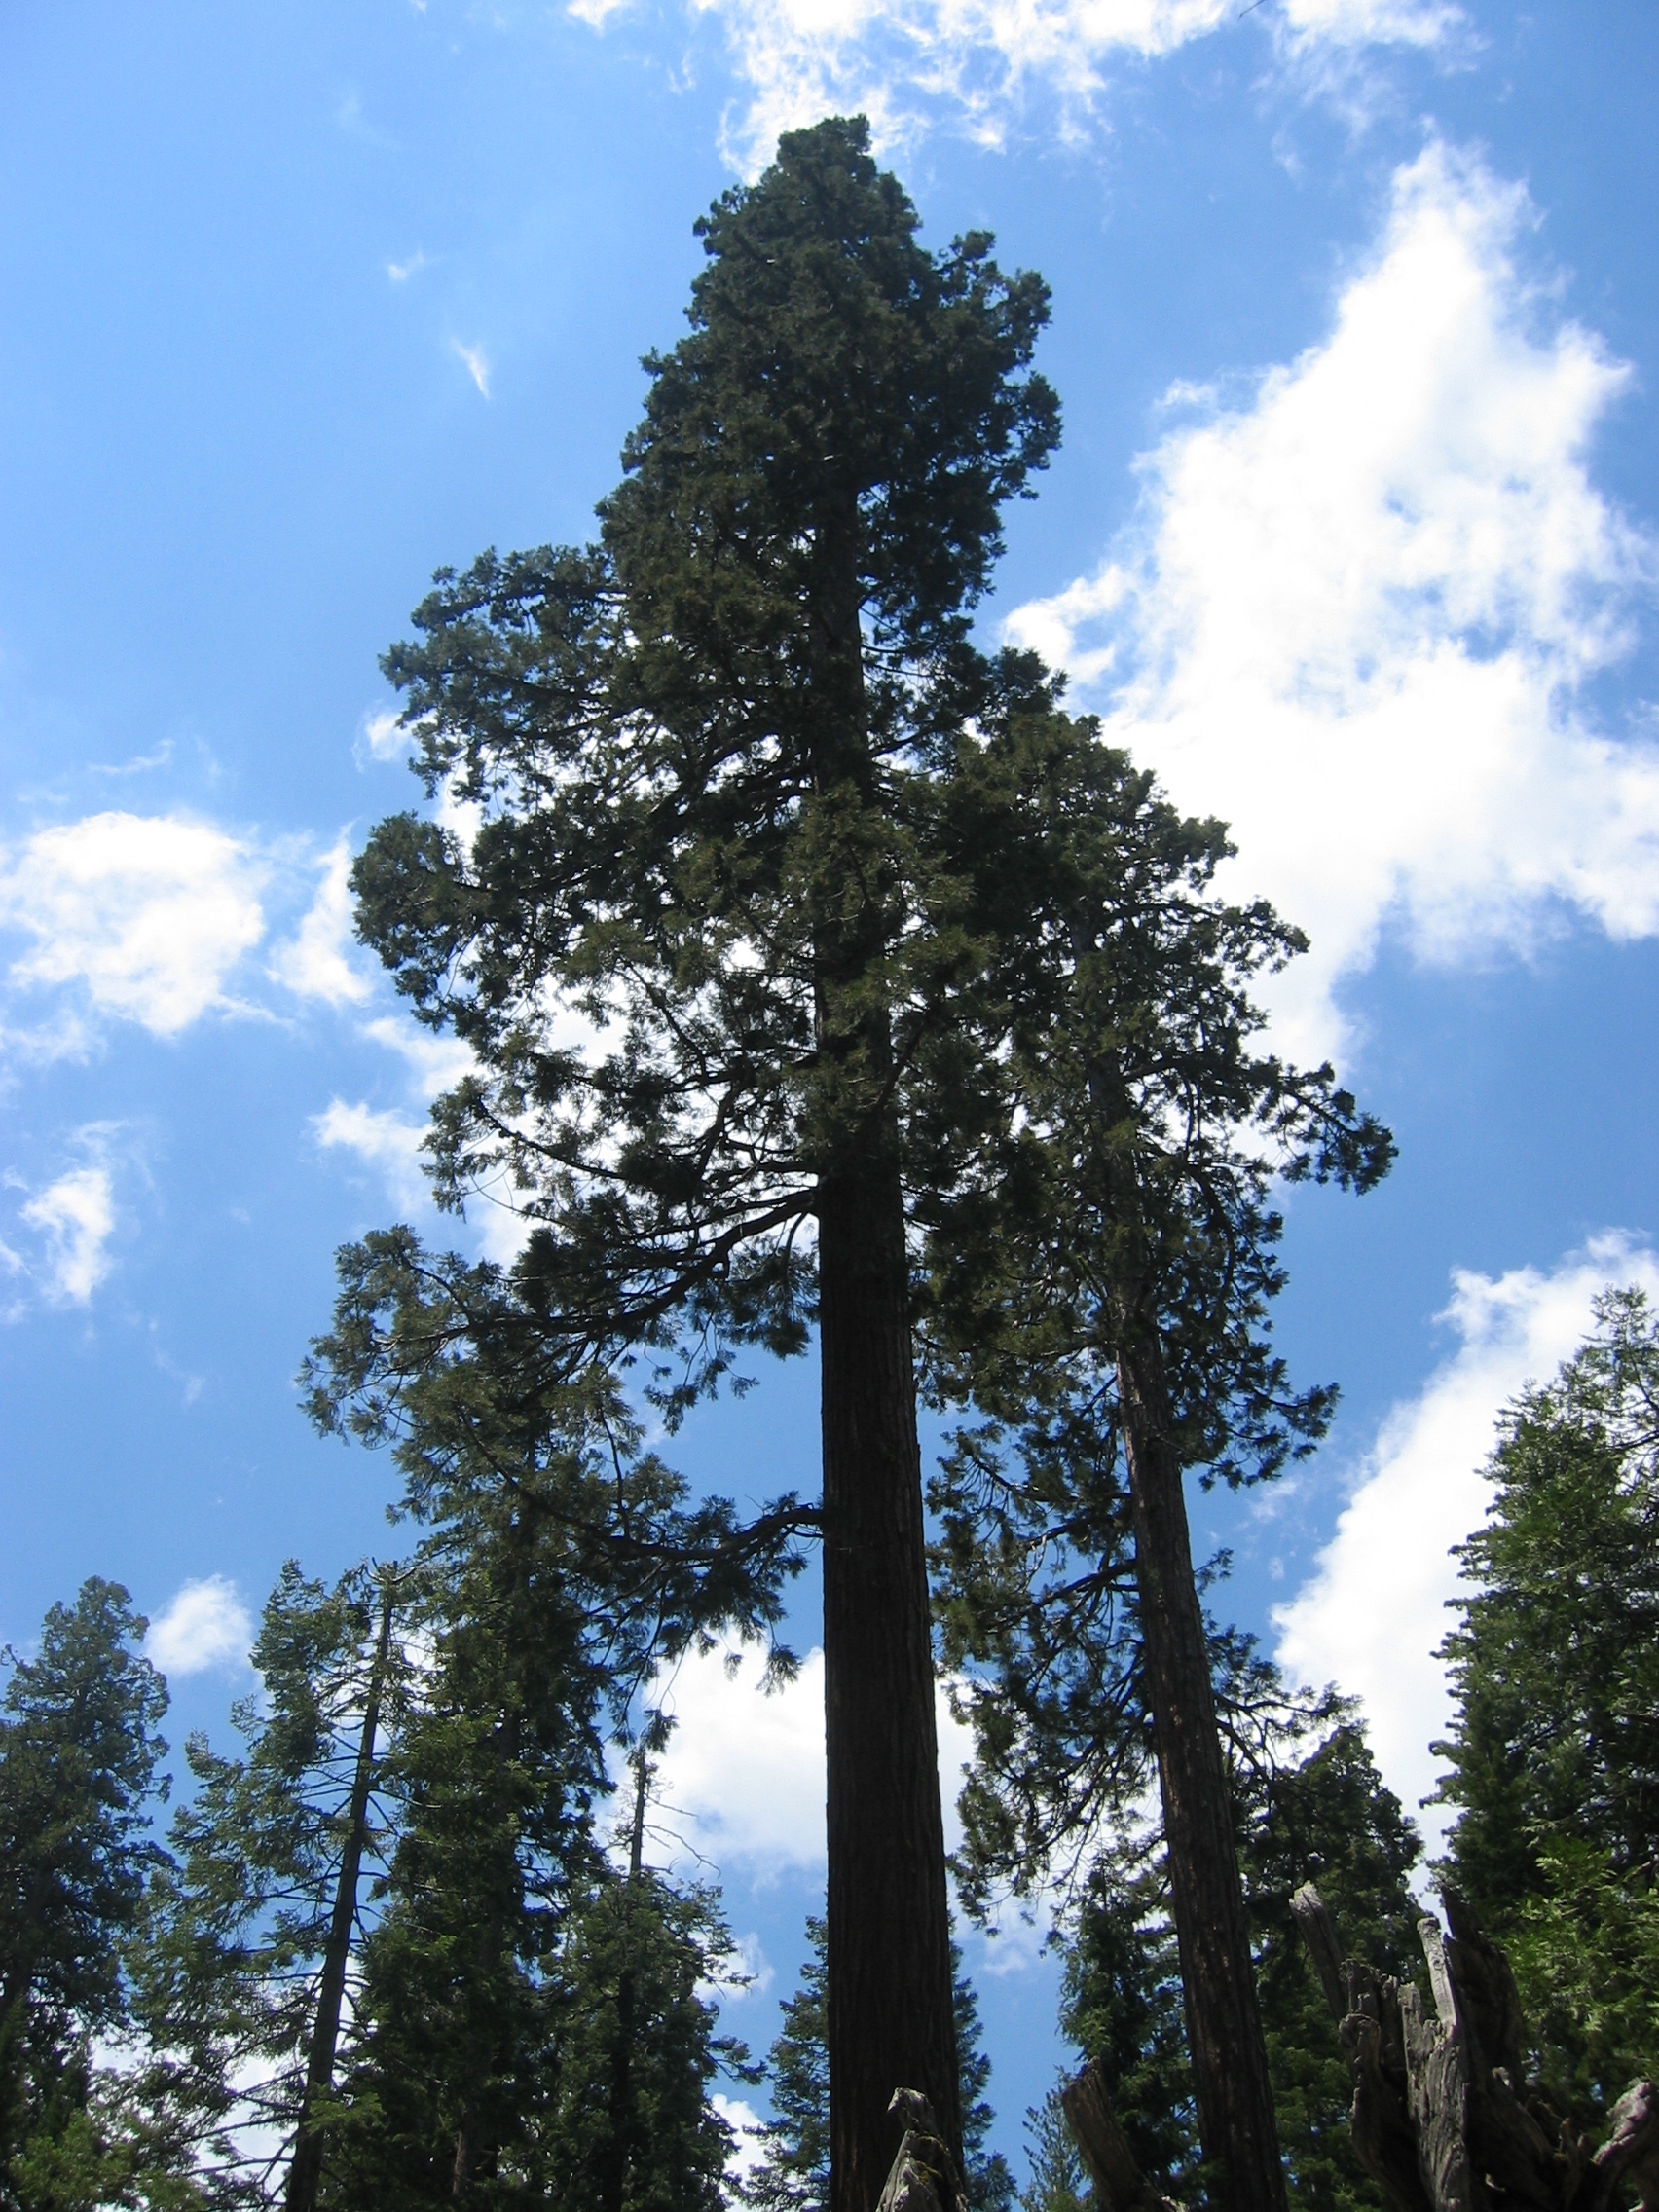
[1117,1337,1288,2212]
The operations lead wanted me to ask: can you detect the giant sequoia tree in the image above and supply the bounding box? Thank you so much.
[344,115,1056,2211]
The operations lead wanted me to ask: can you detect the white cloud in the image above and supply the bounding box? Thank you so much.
[387,250,426,283]
[1274,1233,1659,1846]
[618,0,1456,171]
[453,341,491,398]
[361,1015,474,1096]
[651,1642,976,1872]
[88,741,174,780]
[0,812,266,1039]
[359,707,410,762]
[1006,143,1658,1066]
[1279,0,1456,46]
[19,1164,116,1305]
[313,1097,429,1214]
[146,1575,254,1677]
[715,2095,768,2189]
[269,840,372,1007]
[724,1930,775,2000]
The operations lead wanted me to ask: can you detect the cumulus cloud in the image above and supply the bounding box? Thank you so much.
[715,2096,768,2189]
[1274,1233,1659,1845]
[650,1642,976,1872]
[269,841,373,1007]
[618,0,1456,170]
[1007,143,1658,1066]
[146,1575,254,1677]
[0,813,267,1039]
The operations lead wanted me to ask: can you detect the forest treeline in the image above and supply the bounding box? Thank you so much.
[5,1287,1656,2207]
[4,114,1655,2212]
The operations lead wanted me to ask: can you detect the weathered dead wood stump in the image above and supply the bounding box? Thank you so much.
[1059,2056,1184,2212]
[1291,1881,1659,2212]
[876,2088,969,2212]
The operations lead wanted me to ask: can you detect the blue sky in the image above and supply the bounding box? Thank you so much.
[3,0,1657,2178]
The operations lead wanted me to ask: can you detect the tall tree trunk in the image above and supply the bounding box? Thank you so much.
[811,510,960,2212]
[286,1575,397,2212]
[1116,1329,1287,2212]
[821,1152,962,2212]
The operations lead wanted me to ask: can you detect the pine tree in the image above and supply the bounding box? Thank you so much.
[1016,2092,1088,2212]
[132,1563,414,2206]
[747,1919,1014,2212]
[1435,1284,1659,2125]
[335,112,1057,2210]
[538,1858,751,2212]
[308,1222,806,2205]
[318,1503,611,2205]
[923,716,1391,2212]
[0,1579,171,2210]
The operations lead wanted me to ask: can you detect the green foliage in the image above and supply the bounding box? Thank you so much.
[538,1868,750,2212]
[305,1224,792,2204]
[1032,1703,1423,2212]
[131,1563,412,2200]
[0,1580,170,2208]
[745,1920,1013,2211]
[1016,2091,1088,2212]
[1058,1864,1195,2200]
[338,116,1061,1432]
[1436,1284,1659,2120]
[743,1920,828,2211]
[304,1228,805,1703]
[923,719,1392,1904]
[317,1507,608,2205]
[330,1855,747,2212]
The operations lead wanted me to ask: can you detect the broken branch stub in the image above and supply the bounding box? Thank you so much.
[876,2089,968,2212]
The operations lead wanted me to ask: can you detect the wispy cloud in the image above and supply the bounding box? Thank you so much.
[1274,1233,1659,1844]
[452,341,491,398]
[387,249,426,283]
[19,1164,117,1306]
[146,1575,253,1677]
[1007,143,1657,1065]
[579,0,1459,171]
[88,741,174,780]
[268,840,373,1008]
[313,1096,430,1214]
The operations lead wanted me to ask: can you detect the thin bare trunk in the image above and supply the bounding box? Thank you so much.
[286,1576,397,2212]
